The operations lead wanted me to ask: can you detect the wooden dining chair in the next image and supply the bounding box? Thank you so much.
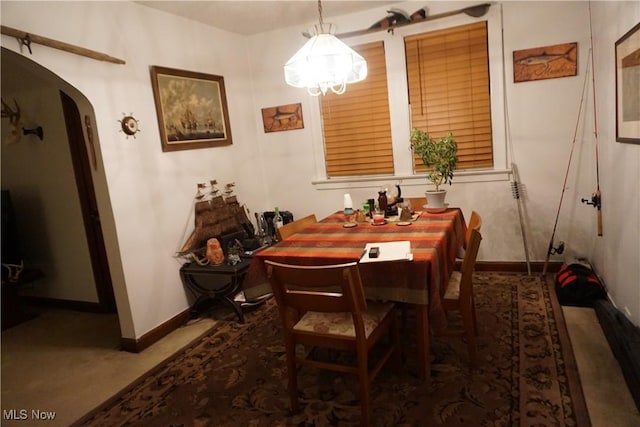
[405,197,427,211]
[265,260,400,426]
[442,228,483,364]
[457,210,482,259]
[276,213,317,241]
[465,211,482,248]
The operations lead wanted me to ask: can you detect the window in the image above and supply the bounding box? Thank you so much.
[315,19,503,186]
[405,21,494,172]
[320,41,393,177]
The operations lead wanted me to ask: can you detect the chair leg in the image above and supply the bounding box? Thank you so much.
[285,342,299,413]
[460,304,477,365]
[357,350,371,426]
[471,293,479,336]
[393,315,402,371]
[472,304,479,336]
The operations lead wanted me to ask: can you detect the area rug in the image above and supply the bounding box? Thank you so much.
[74,273,590,427]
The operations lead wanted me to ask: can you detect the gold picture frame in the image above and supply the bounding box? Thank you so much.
[150,66,232,152]
[615,22,640,144]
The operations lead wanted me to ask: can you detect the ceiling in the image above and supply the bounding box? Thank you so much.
[135,1,398,35]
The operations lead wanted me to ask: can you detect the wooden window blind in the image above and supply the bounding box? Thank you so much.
[405,21,494,172]
[321,41,394,177]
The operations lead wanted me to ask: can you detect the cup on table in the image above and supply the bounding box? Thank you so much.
[372,209,385,225]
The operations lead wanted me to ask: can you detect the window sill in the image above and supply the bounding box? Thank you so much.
[311,169,511,191]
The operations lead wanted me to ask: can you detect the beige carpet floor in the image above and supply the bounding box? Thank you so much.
[1,308,215,427]
[1,295,639,426]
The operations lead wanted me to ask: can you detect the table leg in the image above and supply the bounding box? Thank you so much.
[416,304,430,382]
[180,266,247,323]
[221,296,245,323]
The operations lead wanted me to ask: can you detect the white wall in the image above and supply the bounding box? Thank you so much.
[590,1,640,324]
[1,1,638,335]
[1,1,267,338]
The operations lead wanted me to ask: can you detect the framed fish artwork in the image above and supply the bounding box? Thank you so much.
[513,42,578,83]
[615,22,640,144]
[261,103,304,133]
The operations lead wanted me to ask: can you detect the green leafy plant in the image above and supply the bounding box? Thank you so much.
[410,130,458,192]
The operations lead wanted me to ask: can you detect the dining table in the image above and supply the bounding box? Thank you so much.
[242,207,467,380]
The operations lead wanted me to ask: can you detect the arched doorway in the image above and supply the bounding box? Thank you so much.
[1,47,117,320]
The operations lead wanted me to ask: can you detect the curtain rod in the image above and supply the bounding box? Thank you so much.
[1,25,125,65]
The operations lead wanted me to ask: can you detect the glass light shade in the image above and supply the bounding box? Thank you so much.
[284,27,367,96]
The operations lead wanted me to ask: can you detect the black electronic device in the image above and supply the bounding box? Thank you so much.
[368,247,380,258]
[263,210,294,239]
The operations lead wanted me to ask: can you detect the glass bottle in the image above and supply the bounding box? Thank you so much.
[258,213,271,245]
[273,207,284,233]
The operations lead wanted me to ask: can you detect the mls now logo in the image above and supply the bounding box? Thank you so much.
[3,409,28,420]
[3,409,56,420]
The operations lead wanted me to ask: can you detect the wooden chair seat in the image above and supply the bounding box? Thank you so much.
[444,271,463,300]
[294,301,395,337]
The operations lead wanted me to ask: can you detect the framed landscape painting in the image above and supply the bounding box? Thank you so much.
[150,66,233,152]
[615,22,640,144]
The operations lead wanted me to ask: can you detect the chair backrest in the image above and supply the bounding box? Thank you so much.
[276,214,317,241]
[265,260,368,324]
[465,211,482,248]
[405,197,426,210]
[459,228,482,302]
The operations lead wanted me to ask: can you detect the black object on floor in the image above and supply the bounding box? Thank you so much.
[555,262,606,307]
[594,299,640,412]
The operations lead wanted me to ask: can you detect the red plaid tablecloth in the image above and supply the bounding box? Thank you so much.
[244,208,466,331]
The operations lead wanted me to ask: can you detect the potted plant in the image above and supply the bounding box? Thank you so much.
[410,129,457,210]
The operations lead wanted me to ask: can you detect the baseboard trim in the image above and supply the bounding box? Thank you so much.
[472,261,563,273]
[120,308,191,353]
[21,295,103,312]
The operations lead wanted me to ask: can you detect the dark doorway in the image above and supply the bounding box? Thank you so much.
[60,91,116,312]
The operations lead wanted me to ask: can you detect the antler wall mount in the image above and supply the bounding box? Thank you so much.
[22,126,43,140]
[1,97,43,143]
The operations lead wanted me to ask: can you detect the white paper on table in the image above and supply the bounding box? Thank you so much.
[359,241,413,263]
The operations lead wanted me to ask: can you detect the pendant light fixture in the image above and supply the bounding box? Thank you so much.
[284,0,367,96]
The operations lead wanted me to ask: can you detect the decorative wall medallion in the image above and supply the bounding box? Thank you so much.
[119,113,140,138]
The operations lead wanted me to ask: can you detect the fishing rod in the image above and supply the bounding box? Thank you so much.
[580,1,603,237]
[541,57,591,277]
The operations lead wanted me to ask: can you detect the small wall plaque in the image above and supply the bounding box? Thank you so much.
[513,42,577,83]
[261,103,303,133]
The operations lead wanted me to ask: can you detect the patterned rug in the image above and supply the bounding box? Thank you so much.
[74,273,590,427]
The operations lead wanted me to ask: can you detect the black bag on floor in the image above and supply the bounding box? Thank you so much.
[555,262,606,307]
